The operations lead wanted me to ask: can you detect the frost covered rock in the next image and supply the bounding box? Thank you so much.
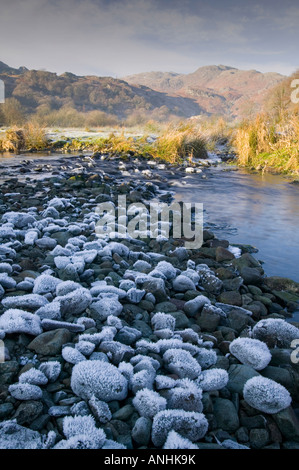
[62,346,87,364]
[0,420,44,449]
[41,319,85,333]
[172,275,196,292]
[0,309,42,335]
[131,369,156,394]
[163,349,201,380]
[76,340,95,356]
[35,302,61,320]
[77,317,96,330]
[133,389,167,418]
[229,337,272,370]
[2,212,36,228]
[183,295,211,317]
[39,361,61,382]
[56,415,106,449]
[155,375,176,390]
[71,360,128,401]
[56,280,81,297]
[195,348,217,369]
[56,288,92,316]
[196,369,229,392]
[0,284,4,300]
[89,396,112,424]
[243,376,292,414]
[19,368,48,385]
[90,297,123,321]
[90,284,127,299]
[152,410,208,447]
[35,237,57,250]
[0,273,17,290]
[2,294,48,311]
[133,260,151,272]
[0,263,13,274]
[126,288,145,304]
[163,430,198,450]
[252,319,299,348]
[9,383,43,400]
[33,275,61,295]
[151,312,176,332]
[167,379,203,412]
[154,261,177,280]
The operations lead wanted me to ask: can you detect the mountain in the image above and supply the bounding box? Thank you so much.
[0,61,203,121]
[0,61,285,121]
[124,65,285,118]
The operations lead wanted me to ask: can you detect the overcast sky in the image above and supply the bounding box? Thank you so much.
[0,0,298,77]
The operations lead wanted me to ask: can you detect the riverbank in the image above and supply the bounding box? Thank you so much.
[0,153,299,449]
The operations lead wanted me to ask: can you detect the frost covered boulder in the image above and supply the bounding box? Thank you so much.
[151,312,176,332]
[54,415,106,449]
[56,288,92,316]
[9,383,43,400]
[33,275,61,295]
[196,369,229,392]
[71,360,128,401]
[183,295,211,317]
[243,376,292,414]
[196,348,217,369]
[0,421,45,449]
[133,389,167,419]
[166,379,203,412]
[252,319,299,348]
[163,349,201,380]
[152,410,208,447]
[39,361,61,382]
[19,368,48,386]
[229,337,272,370]
[0,309,42,335]
[2,294,48,311]
[153,261,177,280]
[163,431,198,450]
[90,297,123,321]
[172,275,196,292]
[2,212,36,228]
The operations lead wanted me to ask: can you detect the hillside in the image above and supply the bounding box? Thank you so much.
[0,62,203,122]
[124,65,285,118]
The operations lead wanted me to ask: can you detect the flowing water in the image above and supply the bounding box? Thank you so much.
[171,165,299,283]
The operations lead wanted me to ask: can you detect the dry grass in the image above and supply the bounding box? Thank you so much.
[233,113,299,173]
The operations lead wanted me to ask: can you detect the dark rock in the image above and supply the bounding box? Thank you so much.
[240,267,262,285]
[0,402,14,419]
[112,405,134,421]
[13,400,43,425]
[0,361,19,385]
[227,364,260,395]
[273,407,299,442]
[215,246,235,262]
[218,291,242,306]
[213,398,239,432]
[249,428,270,449]
[28,328,72,355]
[132,417,152,446]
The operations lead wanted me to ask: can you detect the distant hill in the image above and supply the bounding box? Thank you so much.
[124,65,285,118]
[0,61,285,122]
[0,61,203,121]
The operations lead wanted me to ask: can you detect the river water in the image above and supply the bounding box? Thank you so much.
[171,165,299,283]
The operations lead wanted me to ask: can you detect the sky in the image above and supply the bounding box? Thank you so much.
[0,0,298,78]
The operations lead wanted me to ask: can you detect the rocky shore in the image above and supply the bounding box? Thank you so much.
[0,152,299,449]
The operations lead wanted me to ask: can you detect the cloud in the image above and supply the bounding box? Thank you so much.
[0,0,297,76]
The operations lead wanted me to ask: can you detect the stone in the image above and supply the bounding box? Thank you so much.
[172,275,196,292]
[183,295,211,317]
[249,428,270,449]
[13,400,43,425]
[132,417,152,446]
[215,246,235,262]
[28,328,72,355]
[213,398,239,432]
[196,306,221,332]
[227,364,260,395]
[218,291,242,306]
[143,278,167,303]
[240,267,262,285]
[273,407,299,442]
[0,421,44,449]
[0,402,14,419]
[243,376,292,414]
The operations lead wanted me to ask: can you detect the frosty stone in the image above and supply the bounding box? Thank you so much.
[197,369,229,391]
[62,346,87,364]
[0,309,42,335]
[9,383,43,400]
[172,275,196,292]
[243,376,292,414]
[56,288,92,316]
[163,430,198,450]
[152,410,208,446]
[133,389,167,419]
[33,274,61,295]
[252,318,299,348]
[71,360,128,401]
[0,421,44,449]
[19,368,48,385]
[90,297,123,321]
[183,295,211,316]
[39,361,61,382]
[229,337,272,370]
[163,349,201,380]
[2,294,48,311]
